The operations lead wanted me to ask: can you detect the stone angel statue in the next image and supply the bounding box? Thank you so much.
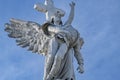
[5,0,84,80]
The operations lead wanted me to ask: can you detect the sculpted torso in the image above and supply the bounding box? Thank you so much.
[5,0,84,80]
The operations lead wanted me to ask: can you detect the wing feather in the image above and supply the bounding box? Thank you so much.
[5,18,49,55]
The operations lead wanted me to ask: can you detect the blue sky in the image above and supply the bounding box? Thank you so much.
[0,0,120,80]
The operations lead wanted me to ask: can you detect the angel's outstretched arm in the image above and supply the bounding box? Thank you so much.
[34,3,47,13]
[64,2,75,25]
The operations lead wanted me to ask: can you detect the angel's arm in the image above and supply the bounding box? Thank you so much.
[48,25,68,33]
[64,2,75,25]
[34,3,47,13]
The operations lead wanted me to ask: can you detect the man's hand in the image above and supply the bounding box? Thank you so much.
[77,64,84,74]
[69,1,75,8]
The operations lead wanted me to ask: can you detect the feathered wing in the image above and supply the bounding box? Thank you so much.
[5,18,49,55]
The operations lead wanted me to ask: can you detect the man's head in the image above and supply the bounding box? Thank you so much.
[45,0,54,5]
[51,15,63,25]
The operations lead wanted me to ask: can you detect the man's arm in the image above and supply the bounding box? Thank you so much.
[73,38,84,73]
[64,2,75,25]
[34,3,47,13]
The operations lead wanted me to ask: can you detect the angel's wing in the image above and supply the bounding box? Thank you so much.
[5,18,49,55]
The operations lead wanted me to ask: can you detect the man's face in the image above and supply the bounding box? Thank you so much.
[45,0,53,5]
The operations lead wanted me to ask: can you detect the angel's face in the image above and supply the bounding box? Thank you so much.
[45,0,54,5]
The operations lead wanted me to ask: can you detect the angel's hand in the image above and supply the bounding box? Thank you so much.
[69,1,75,8]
